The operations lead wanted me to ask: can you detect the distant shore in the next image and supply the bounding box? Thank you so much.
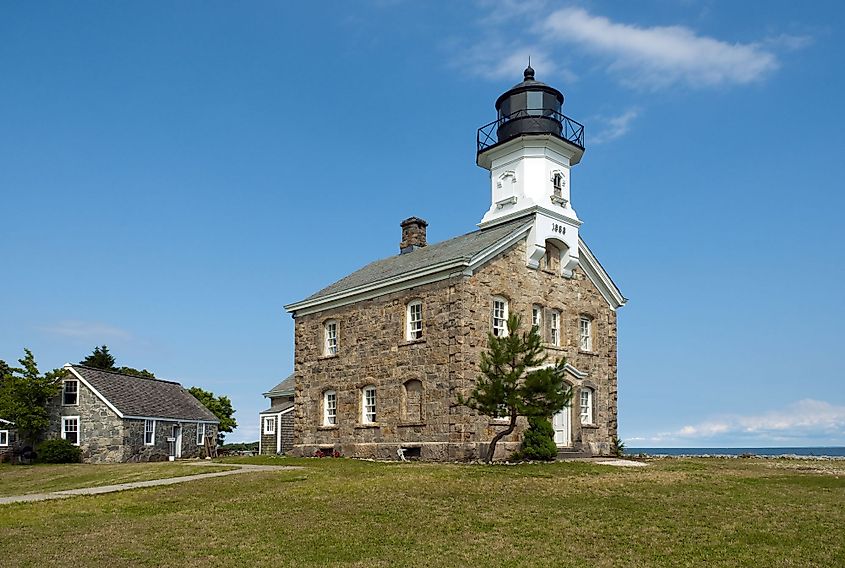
[628,447,845,459]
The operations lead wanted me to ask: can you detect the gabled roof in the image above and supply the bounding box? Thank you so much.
[264,374,294,397]
[65,365,219,423]
[285,213,625,315]
[0,418,14,425]
[259,400,294,415]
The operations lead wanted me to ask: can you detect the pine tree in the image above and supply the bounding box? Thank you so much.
[79,345,116,369]
[459,314,571,463]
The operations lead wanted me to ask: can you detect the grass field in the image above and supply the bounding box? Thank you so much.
[1,456,843,567]
[0,462,236,497]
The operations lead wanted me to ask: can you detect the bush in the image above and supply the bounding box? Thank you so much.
[514,416,558,461]
[38,438,82,463]
[611,436,625,457]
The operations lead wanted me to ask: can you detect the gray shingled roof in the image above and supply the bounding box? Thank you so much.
[264,374,294,396]
[303,218,532,303]
[260,400,294,414]
[69,365,219,422]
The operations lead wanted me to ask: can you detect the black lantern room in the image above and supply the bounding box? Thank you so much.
[477,66,584,157]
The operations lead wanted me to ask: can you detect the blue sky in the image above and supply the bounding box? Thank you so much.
[1,1,843,446]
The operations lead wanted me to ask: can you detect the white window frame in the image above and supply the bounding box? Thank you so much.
[0,430,8,446]
[362,385,377,424]
[580,388,594,425]
[492,296,508,337]
[196,422,206,445]
[580,316,593,352]
[144,419,156,446]
[324,320,338,356]
[406,300,423,340]
[532,305,542,331]
[62,379,79,406]
[323,390,337,426]
[61,416,80,446]
[550,310,560,346]
[264,416,276,435]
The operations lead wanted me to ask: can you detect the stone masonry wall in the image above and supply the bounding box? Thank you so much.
[123,419,217,462]
[47,381,124,463]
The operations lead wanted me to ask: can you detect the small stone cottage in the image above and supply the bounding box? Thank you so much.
[48,364,220,463]
[259,374,294,455]
[282,68,625,461]
[0,418,16,462]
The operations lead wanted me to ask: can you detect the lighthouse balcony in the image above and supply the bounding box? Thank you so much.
[477,108,585,154]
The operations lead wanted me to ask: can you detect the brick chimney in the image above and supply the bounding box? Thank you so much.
[399,217,428,254]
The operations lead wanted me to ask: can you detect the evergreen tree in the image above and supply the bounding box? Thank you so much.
[459,314,571,463]
[0,349,64,446]
[188,387,237,444]
[79,345,116,369]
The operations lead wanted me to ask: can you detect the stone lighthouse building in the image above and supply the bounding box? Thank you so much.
[283,67,625,460]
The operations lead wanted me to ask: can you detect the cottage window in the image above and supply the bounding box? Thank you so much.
[550,310,560,346]
[144,419,155,445]
[323,390,337,426]
[63,380,78,406]
[362,386,377,424]
[0,430,8,446]
[62,416,80,446]
[406,301,423,340]
[580,388,594,425]
[324,320,338,356]
[492,297,508,337]
[264,416,276,435]
[196,423,206,445]
[532,305,542,332]
[579,316,593,351]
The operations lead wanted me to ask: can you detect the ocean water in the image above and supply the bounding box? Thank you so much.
[628,447,845,457]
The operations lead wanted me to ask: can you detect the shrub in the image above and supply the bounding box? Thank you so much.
[38,438,82,463]
[514,416,558,461]
[611,436,625,457]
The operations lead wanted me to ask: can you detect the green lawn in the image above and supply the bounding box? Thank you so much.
[1,456,843,567]
[0,462,235,497]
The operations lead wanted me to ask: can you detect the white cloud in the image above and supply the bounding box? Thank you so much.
[629,399,845,446]
[37,320,133,342]
[591,108,640,143]
[542,8,780,89]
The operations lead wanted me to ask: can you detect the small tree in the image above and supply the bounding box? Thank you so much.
[459,314,571,463]
[188,387,237,444]
[0,349,64,446]
[79,345,116,369]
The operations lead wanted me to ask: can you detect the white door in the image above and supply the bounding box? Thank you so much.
[172,424,182,458]
[552,404,571,447]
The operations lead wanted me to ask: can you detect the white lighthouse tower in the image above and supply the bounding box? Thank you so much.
[476,65,585,277]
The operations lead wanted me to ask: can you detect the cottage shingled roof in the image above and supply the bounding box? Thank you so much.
[302,218,532,303]
[264,374,294,397]
[67,365,219,422]
[259,400,294,414]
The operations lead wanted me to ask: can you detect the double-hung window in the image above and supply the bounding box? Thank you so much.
[550,310,560,346]
[532,305,542,331]
[492,297,508,337]
[62,416,80,446]
[264,416,276,435]
[580,388,594,425]
[324,390,337,426]
[63,380,78,405]
[579,316,593,351]
[144,419,155,445]
[362,386,377,424]
[324,320,338,356]
[0,430,8,446]
[406,301,423,340]
[196,423,206,445]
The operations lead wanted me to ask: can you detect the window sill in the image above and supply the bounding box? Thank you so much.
[543,344,567,352]
[318,354,339,361]
[578,350,598,357]
[317,425,339,431]
[61,403,79,407]
[355,423,381,429]
[580,423,599,429]
[399,339,426,348]
[398,421,426,427]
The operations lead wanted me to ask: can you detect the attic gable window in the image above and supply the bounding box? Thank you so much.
[324,320,338,356]
[492,297,508,337]
[63,380,78,406]
[144,419,155,445]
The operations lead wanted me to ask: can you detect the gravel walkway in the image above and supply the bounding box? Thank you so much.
[0,462,300,505]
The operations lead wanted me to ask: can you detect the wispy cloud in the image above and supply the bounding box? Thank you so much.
[542,8,779,89]
[37,320,133,342]
[592,108,641,144]
[629,399,845,446]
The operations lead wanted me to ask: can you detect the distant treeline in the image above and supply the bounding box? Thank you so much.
[220,441,259,452]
